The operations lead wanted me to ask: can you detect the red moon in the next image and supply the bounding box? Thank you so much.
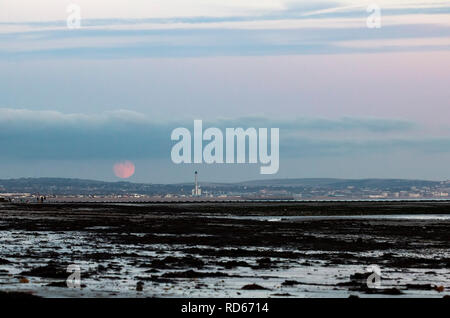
[113,161,135,179]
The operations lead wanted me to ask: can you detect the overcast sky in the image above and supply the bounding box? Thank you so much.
[0,0,449,183]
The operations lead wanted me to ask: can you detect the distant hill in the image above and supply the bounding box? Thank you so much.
[0,178,168,195]
[237,178,440,189]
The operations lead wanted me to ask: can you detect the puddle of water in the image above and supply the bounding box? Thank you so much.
[212,214,450,222]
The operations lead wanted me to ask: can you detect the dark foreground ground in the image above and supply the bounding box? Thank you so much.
[0,201,449,298]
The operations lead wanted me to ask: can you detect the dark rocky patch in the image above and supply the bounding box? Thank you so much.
[241,284,269,290]
[146,255,204,269]
[162,270,230,279]
[216,260,251,269]
[20,262,68,279]
[281,280,300,286]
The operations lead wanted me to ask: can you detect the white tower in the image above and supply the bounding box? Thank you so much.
[192,171,201,196]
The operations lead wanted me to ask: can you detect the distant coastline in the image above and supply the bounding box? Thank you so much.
[1,177,450,202]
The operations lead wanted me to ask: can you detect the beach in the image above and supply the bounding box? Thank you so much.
[0,201,449,298]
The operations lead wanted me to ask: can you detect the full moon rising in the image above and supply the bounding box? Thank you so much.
[113,161,135,179]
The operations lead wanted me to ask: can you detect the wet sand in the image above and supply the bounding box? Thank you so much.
[0,201,449,298]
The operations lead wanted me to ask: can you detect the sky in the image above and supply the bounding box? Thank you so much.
[0,0,449,183]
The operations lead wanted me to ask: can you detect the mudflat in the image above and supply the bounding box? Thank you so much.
[0,201,448,297]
